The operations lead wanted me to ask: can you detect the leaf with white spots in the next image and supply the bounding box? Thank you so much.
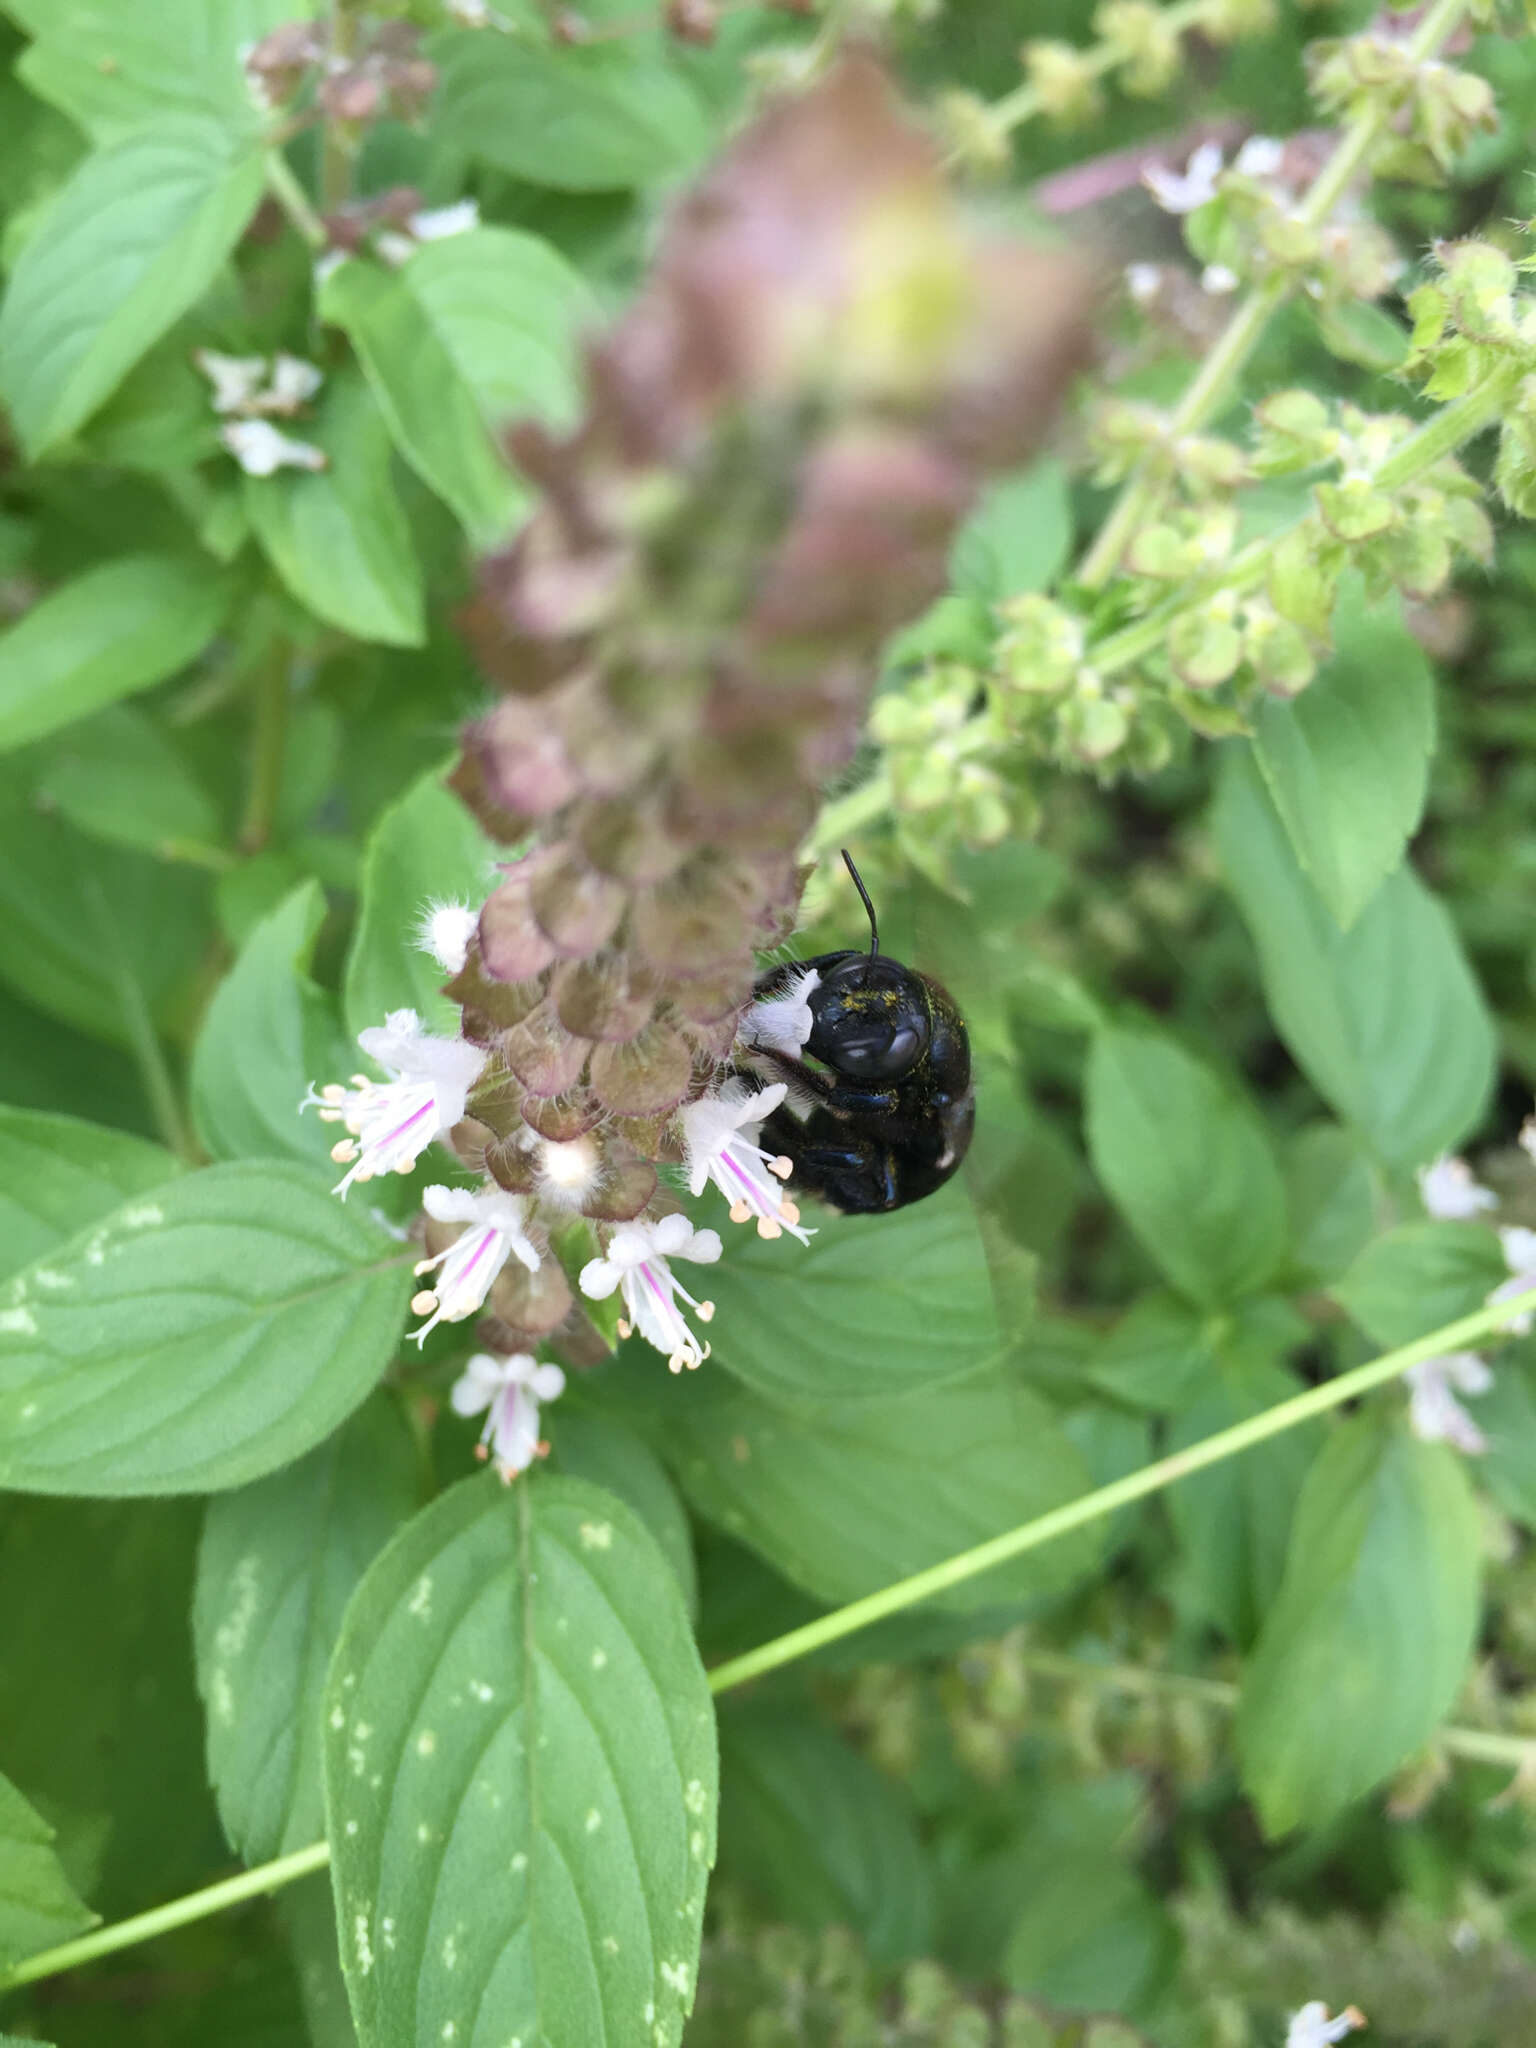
[0,1106,180,1286]
[322,1471,717,2048]
[193,1395,423,1863]
[0,1163,411,1496]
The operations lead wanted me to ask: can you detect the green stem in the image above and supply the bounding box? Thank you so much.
[986,0,1212,144]
[703,1285,1535,1692]
[263,149,326,250]
[1020,1652,1536,1772]
[0,1842,332,1994]
[239,649,291,855]
[320,5,359,215]
[7,1285,1531,1999]
[1076,0,1473,587]
[79,870,200,1166]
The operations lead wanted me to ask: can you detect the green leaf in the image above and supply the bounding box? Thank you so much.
[318,257,525,547]
[37,705,220,856]
[394,227,590,436]
[1332,1220,1505,1349]
[283,1870,360,2048]
[344,767,499,1043]
[718,1707,933,1963]
[432,25,712,191]
[1088,1293,1215,1414]
[1214,747,1495,1170]
[1086,1023,1287,1306]
[1474,1350,1536,1533]
[0,1767,98,1967]
[1166,1315,1317,1650]
[190,882,352,1167]
[0,117,265,456]
[0,1162,408,1496]
[322,1472,717,2048]
[10,0,301,142]
[0,760,210,1046]
[193,1394,421,1863]
[0,1107,178,1285]
[1235,1414,1483,1836]
[949,459,1073,607]
[245,372,425,649]
[1251,583,1435,930]
[549,1403,697,1619]
[644,1363,1099,1611]
[1282,1124,1377,1287]
[706,1180,1001,1406]
[0,1498,217,1916]
[0,554,232,752]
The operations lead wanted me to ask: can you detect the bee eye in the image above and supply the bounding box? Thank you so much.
[832,1023,924,1079]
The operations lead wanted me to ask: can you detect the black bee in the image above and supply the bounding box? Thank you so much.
[743,852,974,1215]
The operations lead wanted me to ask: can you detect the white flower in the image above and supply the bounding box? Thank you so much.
[1404,1351,1492,1455]
[533,1134,605,1211]
[448,0,491,21]
[1201,262,1240,295]
[1285,2003,1365,2048]
[1142,139,1223,214]
[1489,1225,1536,1336]
[193,348,269,414]
[579,1214,722,1373]
[409,1185,540,1345]
[263,351,324,414]
[1417,1154,1497,1221]
[222,419,327,476]
[1125,262,1163,305]
[681,1082,813,1244]
[302,1009,486,1196]
[410,199,480,242]
[451,1351,565,1480]
[417,899,480,975]
[1234,134,1285,179]
[741,966,820,1059]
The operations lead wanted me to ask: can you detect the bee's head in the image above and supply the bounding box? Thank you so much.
[805,954,932,1081]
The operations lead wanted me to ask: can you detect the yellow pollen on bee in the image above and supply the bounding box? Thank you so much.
[756,1217,782,1240]
[728,1199,752,1225]
[411,1290,439,1315]
[696,1300,715,1323]
[331,1140,358,1163]
[768,1156,794,1180]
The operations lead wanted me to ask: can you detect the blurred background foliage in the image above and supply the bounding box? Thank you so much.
[5,0,1536,2044]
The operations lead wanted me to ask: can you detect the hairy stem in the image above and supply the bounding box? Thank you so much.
[6,1284,1530,1999]
[986,0,1214,145]
[1076,0,1474,587]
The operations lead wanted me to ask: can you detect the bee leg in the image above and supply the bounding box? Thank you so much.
[789,1130,902,1214]
[745,1046,900,1119]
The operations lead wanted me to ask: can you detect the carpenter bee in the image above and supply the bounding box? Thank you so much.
[742,852,974,1215]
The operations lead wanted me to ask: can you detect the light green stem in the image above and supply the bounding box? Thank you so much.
[0,1841,331,1993]
[6,1284,1531,1999]
[263,149,326,249]
[1020,1652,1536,1773]
[703,1285,1535,1692]
[986,0,1212,143]
[1076,0,1474,587]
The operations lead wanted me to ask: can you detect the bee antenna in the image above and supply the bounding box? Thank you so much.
[840,848,879,967]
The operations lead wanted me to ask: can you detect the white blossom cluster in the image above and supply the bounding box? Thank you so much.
[301,900,819,1477]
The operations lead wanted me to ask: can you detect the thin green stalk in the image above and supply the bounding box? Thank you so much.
[7,1286,1532,1999]
[986,0,1212,144]
[263,148,326,249]
[704,1286,1536,1692]
[0,1842,332,1993]
[320,5,359,214]
[1020,1652,1536,1774]
[240,650,291,854]
[79,871,200,1166]
[1076,0,1473,587]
